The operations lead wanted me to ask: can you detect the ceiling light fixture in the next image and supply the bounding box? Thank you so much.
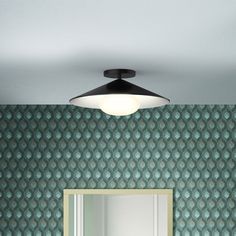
[70,69,170,116]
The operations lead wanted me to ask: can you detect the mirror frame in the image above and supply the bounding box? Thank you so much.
[64,189,173,236]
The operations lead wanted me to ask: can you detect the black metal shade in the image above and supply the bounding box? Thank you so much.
[70,79,170,109]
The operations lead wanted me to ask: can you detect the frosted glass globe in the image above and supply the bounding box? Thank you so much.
[99,95,140,116]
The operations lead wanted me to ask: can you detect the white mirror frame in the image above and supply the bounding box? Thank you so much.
[64,189,173,236]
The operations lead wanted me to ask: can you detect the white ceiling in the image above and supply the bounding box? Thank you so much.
[0,0,236,104]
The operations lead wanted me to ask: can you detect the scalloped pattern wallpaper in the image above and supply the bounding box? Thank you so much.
[0,105,236,235]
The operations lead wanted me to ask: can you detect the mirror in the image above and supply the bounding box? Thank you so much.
[64,189,173,236]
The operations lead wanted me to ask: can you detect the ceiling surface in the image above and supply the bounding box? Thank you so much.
[0,0,236,104]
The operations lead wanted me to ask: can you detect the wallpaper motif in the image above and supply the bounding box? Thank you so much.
[0,105,236,235]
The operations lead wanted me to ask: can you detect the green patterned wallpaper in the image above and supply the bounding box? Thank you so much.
[0,105,236,235]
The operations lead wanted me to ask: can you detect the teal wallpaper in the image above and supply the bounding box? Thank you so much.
[0,105,236,235]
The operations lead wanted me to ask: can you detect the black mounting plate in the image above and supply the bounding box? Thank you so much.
[104,69,136,79]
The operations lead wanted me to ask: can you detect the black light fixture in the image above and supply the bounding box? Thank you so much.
[70,69,170,116]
